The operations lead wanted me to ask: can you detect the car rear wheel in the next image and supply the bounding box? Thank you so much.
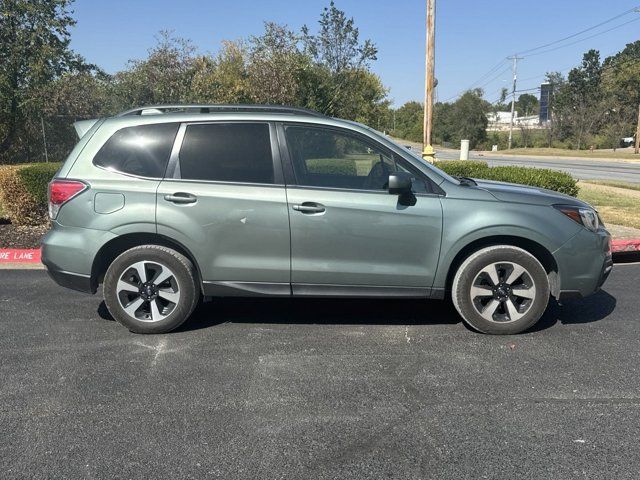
[104,245,199,334]
[451,245,550,334]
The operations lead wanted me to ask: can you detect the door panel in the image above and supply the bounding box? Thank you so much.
[287,187,442,287]
[157,181,290,283]
[156,121,290,284]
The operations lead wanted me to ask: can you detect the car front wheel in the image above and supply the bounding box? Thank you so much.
[103,245,199,334]
[451,245,550,334]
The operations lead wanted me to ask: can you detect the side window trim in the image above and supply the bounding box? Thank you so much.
[165,121,284,186]
[276,121,438,194]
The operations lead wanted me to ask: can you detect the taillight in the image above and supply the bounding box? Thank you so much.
[48,179,87,220]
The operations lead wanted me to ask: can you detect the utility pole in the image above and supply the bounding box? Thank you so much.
[422,0,436,162]
[507,55,522,150]
[635,102,640,155]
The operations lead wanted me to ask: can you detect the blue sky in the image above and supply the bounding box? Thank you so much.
[69,0,640,106]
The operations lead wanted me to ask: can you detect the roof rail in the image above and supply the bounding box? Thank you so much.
[116,104,326,118]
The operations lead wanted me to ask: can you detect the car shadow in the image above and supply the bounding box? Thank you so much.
[96,289,616,334]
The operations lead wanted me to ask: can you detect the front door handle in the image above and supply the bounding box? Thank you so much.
[164,192,197,204]
[292,202,325,214]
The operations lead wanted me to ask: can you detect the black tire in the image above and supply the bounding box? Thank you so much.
[451,245,550,335]
[103,245,199,334]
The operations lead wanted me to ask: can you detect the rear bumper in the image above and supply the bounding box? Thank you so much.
[554,227,612,300]
[41,222,115,294]
[45,267,94,294]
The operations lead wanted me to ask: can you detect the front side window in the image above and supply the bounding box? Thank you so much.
[179,123,274,184]
[94,123,179,178]
[284,125,427,192]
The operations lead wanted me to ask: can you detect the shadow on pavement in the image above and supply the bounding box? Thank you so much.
[96,288,616,334]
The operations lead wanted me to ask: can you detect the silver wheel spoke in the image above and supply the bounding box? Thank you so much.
[123,297,145,317]
[158,289,179,304]
[117,260,180,323]
[153,267,173,285]
[506,264,526,285]
[471,286,493,298]
[117,280,139,294]
[480,299,501,321]
[150,299,163,321]
[505,298,524,321]
[512,286,536,299]
[481,264,500,286]
[131,262,148,283]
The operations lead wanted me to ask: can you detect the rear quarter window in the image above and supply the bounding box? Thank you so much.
[93,123,179,178]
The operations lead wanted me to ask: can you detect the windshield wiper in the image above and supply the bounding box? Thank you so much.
[455,176,477,186]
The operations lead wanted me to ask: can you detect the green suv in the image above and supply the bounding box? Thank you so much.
[42,105,613,334]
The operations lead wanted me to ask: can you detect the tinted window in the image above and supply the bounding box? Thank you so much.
[285,125,427,192]
[179,123,274,184]
[94,123,179,177]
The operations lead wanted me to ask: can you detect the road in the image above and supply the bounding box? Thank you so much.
[1,265,640,479]
[435,149,640,183]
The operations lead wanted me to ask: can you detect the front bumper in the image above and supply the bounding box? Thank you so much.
[554,227,612,300]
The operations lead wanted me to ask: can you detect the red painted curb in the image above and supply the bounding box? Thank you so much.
[611,239,640,253]
[0,249,42,264]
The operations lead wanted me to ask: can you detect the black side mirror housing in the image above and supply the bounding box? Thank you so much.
[388,172,413,195]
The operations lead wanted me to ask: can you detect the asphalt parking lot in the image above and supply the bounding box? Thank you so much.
[1,264,639,479]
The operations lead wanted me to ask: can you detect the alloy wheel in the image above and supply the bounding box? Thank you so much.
[469,261,537,323]
[116,261,181,322]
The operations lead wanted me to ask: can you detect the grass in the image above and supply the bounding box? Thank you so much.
[582,180,640,192]
[578,182,640,229]
[499,147,640,161]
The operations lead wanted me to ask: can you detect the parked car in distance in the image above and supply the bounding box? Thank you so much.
[42,105,613,334]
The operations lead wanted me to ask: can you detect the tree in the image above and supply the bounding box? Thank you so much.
[247,23,309,105]
[515,93,539,117]
[111,31,196,110]
[301,1,377,73]
[190,40,252,104]
[0,0,85,162]
[448,89,490,148]
[392,101,423,142]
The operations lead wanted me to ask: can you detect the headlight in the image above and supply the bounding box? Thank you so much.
[553,205,601,232]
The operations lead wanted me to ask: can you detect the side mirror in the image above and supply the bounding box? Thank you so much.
[388,172,413,195]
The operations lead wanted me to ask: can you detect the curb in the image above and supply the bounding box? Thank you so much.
[0,249,41,264]
[612,239,640,254]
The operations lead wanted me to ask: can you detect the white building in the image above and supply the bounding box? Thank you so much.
[487,111,541,131]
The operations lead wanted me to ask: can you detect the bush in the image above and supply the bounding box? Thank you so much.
[436,160,579,197]
[305,158,358,176]
[0,162,61,225]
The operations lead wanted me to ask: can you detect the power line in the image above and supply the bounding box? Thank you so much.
[516,5,640,56]
[521,16,640,58]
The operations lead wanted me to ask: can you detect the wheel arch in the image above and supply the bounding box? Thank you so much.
[90,233,204,294]
[444,235,559,298]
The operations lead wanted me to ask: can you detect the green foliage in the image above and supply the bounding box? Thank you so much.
[0,0,89,163]
[392,101,423,143]
[0,162,61,225]
[306,158,358,176]
[436,161,579,197]
[17,163,61,204]
[515,93,539,117]
[1,2,392,164]
[435,160,489,177]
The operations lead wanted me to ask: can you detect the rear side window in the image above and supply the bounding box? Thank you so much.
[94,123,179,178]
[178,123,274,184]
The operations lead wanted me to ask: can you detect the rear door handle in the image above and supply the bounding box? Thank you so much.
[164,192,197,204]
[292,202,325,214]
